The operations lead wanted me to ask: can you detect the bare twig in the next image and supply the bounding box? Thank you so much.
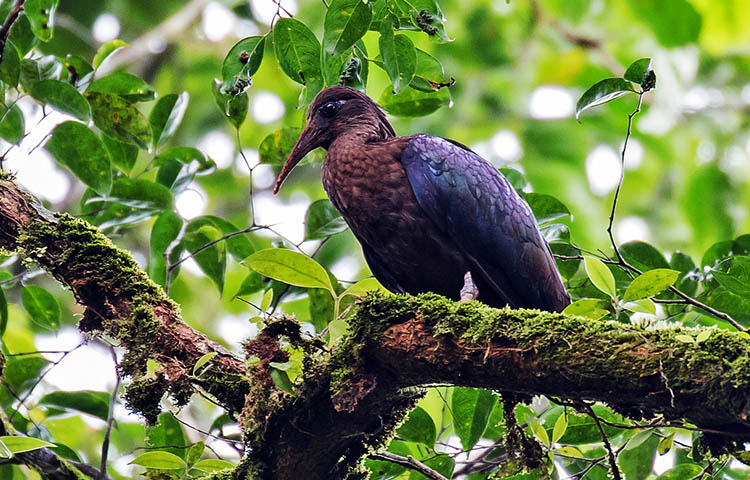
[370,451,448,480]
[607,93,643,265]
[0,0,24,64]
[584,403,621,480]
[98,348,121,478]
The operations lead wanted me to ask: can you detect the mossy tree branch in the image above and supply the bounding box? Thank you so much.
[1,178,750,480]
[242,293,750,479]
[0,179,249,421]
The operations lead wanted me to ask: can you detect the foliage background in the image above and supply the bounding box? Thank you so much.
[1,0,749,478]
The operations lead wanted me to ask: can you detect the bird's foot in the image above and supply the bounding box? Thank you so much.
[459,271,479,302]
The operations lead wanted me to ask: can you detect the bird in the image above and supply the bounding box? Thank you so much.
[273,86,570,312]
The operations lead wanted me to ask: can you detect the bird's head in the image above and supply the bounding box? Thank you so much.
[273,86,395,194]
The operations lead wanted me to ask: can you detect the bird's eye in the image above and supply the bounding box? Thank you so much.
[319,101,341,118]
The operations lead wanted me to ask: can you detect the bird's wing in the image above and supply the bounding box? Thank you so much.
[401,134,569,311]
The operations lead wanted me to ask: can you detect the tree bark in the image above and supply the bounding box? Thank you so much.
[1,178,749,480]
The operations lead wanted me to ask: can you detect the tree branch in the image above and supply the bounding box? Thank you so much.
[0,179,249,420]
[0,0,24,64]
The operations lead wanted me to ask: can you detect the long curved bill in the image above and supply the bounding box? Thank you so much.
[273,123,322,194]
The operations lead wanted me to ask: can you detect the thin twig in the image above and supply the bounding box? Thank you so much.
[0,0,24,65]
[583,403,621,480]
[99,347,121,479]
[607,93,643,265]
[371,451,448,480]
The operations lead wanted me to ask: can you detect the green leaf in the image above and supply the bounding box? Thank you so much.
[341,277,386,298]
[620,241,670,272]
[25,0,58,42]
[85,91,152,148]
[675,334,695,344]
[657,431,674,455]
[379,19,416,94]
[184,223,227,293]
[260,288,274,312]
[529,419,550,446]
[540,223,570,244]
[88,72,156,102]
[413,454,454,479]
[148,211,182,287]
[90,178,173,210]
[156,146,214,170]
[236,271,264,297]
[0,436,54,454]
[563,298,609,320]
[622,298,656,314]
[148,92,188,148]
[623,58,655,91]
[269,367,294,393]
[654,464,703,480]
[46,121,112,195]
[324,0,372,56]
[221,36,265,94]
[38,390,109,420]
[148,412,187,459]
[185,441,204,468]
[584,257,616,299]
[192,459,235,472]
[0,104,24,143]
[323,39,369,89]
[551,412,568,443]
[212,78,248,129]
[305,199,348,240]
[193,352,217,375]
[20,55,62,90]
[695,329,712,343]
[273,18,323,105]
[184,216,253,260]
[630,0,701,48]
[365,441,409,479]
[623,269,680,301]
[0,40,20,88]
[245,248,334,292]
[29,79,91,121]
[575,78,636,121]
[93,39,128,69]
[129,451,186,470]
[544,405,625,444]
[555,446,583,458]
[22,285,61,331]
[102,135,138,174]
[378,85,450,117]
[524,193,571,225]
[3,354,48,392]
[410,48,452,92]
[451,387,496,451]
[619,431,657,480]
[396,406,436,447]
[712,256,750,296]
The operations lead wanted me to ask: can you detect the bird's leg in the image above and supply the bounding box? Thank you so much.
[460,271,480,302]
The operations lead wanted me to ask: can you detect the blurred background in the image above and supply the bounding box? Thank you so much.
[1,0,749,476]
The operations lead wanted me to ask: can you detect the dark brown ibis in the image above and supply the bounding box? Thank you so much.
[274,86,570,312]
